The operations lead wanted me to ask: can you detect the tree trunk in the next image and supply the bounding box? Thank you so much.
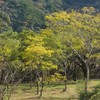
[73,65,77,81]
[63,62,67,92]
[36,72,39,95]
[40,73,44,97]
[85,65,89,95]
[30,72,33,90]
[64,80,67,92]
[36,81,39,94]
[40,81,44,97]
[47,70,50,85]
[86,66,90,81]
[73,73,76,81]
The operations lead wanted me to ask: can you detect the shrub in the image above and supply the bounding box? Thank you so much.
[79,84,100,100]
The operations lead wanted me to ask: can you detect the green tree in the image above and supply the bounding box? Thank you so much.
[19,30,57,96]
[0,31,20,100]
[44,10,100,93]
[2,0,44,31]
[0,11,11,33]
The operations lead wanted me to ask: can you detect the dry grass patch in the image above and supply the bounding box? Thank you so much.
[10,80,100,100]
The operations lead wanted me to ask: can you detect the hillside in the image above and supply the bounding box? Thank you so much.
[0,0,100,32]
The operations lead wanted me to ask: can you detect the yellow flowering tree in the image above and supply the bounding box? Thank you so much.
[21,30,57,96]
[44,9,100,92]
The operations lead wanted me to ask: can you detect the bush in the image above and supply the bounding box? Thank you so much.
[79,84,100,100]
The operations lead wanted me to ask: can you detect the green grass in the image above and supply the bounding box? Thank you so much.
[7,80,100,100]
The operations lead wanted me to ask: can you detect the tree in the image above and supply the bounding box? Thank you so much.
[0,11,11,33]
[2,0,44,31]
[19,30,57,96]
[1,0,99,32]
[0,31,20,100]
[18,30,36,89]
[44,10,100,93]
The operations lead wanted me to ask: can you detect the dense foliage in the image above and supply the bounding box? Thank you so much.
[0,0,100,99]
[0,0,100,31]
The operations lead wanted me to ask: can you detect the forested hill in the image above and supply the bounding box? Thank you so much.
[0,0,100,32]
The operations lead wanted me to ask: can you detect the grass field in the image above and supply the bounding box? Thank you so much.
[10,80,100,100]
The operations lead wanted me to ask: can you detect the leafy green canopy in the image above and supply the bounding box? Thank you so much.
[2,0,44,31]
[43,10,100,76]
[1,0,99,32]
